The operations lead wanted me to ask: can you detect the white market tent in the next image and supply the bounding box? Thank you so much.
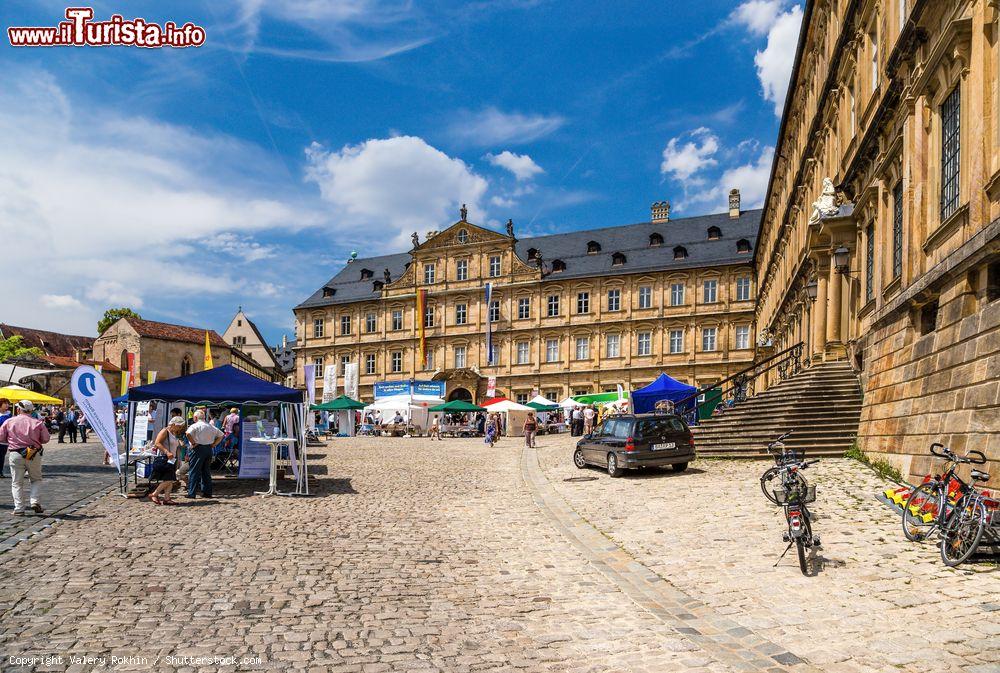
[363,393,445,431]
[483,398,534,437]
[558,396,582,409]
[528,395,559,407]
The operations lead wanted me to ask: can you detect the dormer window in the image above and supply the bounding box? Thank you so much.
[737,238,752,253]
[551,259,566,273]
[586,241,601,254]
[457,228,469,244]
[527,247,538,259]
[373,280,384,291]
[360,268,373,280]
[322,287,336,298]
[611,252,626,266]
[707,226,722,240]
[649,233,663,247]
[673,246,688,260]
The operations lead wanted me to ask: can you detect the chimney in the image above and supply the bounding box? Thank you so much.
[282,334,287,348]
[651,200,670,223]
[729,189,741,219]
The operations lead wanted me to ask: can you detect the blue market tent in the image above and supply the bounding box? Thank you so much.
[127,365,302,404]
[630,374,698,415]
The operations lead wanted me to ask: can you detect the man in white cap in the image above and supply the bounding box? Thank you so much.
[0,401,50,515]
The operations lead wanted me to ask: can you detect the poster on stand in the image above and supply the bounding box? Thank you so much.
[131,401,151,449]
[238,420,271,478]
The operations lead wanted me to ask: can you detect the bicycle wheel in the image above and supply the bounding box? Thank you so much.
[796,538,808,575]
[940,499,987,567]
[902,483,940,542]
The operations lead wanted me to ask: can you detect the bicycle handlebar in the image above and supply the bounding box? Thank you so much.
[929,443,986,464]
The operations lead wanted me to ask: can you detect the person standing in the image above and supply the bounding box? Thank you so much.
[0,399,11,478]
[184,410,223,499]
[77,411,88,443]
[148,417,184,505]
[66,407,78,443]
[523,413,537,449]
[0,401,50,515]
[56,407,66,443]
[583,405,596,435]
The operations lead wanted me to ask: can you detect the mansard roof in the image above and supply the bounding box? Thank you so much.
[296,208,760,310]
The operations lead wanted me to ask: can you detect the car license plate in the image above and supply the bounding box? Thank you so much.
[653,442,675,450]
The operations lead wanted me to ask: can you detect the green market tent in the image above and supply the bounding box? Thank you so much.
[312,395,366,411]
[573,391,627,405]
[429,399,486,412]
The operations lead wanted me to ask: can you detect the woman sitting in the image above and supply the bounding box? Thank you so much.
[149,417,185,505]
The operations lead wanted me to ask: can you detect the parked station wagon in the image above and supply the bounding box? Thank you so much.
[574,413,695,477]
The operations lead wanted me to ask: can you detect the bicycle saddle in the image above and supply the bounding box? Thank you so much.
[971,469,990,482]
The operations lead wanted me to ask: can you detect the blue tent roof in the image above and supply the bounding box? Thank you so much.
[631,374,698,414]
[126,365,303,404]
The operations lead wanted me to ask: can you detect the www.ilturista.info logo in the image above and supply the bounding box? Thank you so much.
[8,7,206,48]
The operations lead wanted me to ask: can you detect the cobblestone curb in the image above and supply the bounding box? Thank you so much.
[521,446,819,673]
[0,485,116,555]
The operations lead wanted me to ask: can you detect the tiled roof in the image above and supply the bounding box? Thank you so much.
[123,317,227,347]
[42,355,122,372]
[296,209,760,310]
[272,339,297,374]
[0,324,94,357]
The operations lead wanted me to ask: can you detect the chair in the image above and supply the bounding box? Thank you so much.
[212,433,240,475]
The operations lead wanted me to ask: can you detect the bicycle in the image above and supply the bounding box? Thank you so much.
[940,465,993,566]
[901,443,986,544]
[760,431,821,575]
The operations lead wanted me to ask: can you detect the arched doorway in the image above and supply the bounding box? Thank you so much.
[448,387,472,402]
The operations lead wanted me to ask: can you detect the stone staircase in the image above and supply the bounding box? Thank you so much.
[692,360,863,459]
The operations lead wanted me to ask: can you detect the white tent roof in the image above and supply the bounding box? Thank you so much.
[484,399,533,412]
[0,364,63,384]
[364,394,445,413]
[558,397,582,408]
[528,395,559,407]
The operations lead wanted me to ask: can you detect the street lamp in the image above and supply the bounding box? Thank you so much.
[833,246,851,274]
[805,279,818,300]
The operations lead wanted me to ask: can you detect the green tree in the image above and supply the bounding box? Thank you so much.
[98,308,141,335]
[0,335,45,363]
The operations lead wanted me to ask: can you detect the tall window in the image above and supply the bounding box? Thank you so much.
[424,263,436,284]
[638,286,652,309]
[606,333,620,358]
[940,86,961,221]
[365,353,376,375]
[517,297,531,320]
[391,309,403,331]
[455,303,467,325]
[575,336,590,360]
[866,222,876,302]
[489,255,501,277]
[545,338,559,363]
[180,355,192,376]
[892,183,904,279]
[702,327,717,352]
[313,318,324,338]
[637,331,652,356]
[365,312,376,333]
[547,295,560,317]
[869,26,878,92]
[898,0,906,31]
[577,292,590,314]
[670,283,685,306]
[454,346,466,368]
[423,305,434,328]
[669,329,683,354]
[340,315,351,335]
[735,325,750,350]
[703,279,718,303]
[391,351,402,373]
[313,356,323,370]
[456,259,468,281]
[736,277,751,301]
[607,289,621,312]
[340,354,351,370]
[516,341,530,365]
[424,349,434,370]
[488,343,499,365]
[488,300,500,323]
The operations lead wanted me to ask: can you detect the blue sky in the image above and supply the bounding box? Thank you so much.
[1,0,802,344]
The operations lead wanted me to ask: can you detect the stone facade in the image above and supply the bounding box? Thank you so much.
[753,0,1000,478]
[222,308,282,378]
[294,213,758,404]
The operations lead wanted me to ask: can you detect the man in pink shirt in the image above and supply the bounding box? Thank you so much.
[0,400,50,515]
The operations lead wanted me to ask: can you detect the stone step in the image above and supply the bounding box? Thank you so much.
[694,423,860,438]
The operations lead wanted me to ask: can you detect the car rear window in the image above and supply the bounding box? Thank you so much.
[635,417,685,437]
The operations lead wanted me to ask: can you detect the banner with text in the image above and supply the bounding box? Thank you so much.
[70,365,121,472]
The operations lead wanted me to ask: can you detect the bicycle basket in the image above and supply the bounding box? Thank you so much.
[772,484,816,505]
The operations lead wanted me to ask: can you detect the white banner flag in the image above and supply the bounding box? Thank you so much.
[487,376,496,399]
[70,366,121,473]
[322,364,338,403]
[343,362,359,400]
[304,364,316,429]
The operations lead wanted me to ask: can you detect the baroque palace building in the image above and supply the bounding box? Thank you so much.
[294,198,759,404]
[754,0,999,476]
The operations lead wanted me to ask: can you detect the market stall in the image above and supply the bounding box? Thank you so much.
[363,392,445,435]
[630,374,697,417]
[312,395,365,436]
[482,397,534,437]
[122,365,308,496]
[429,399,485,437]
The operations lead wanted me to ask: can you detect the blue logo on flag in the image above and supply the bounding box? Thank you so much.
[78,372,98,397]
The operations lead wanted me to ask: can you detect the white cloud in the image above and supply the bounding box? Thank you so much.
[660,128,719,181]
[753,5,803,116]
[677,145,775,212]
[0,67,320,336]
[206,232,276,262]
[305,136,489,246]
[446,107,565,146]
[485,151,544,181]
[731,0,785,36]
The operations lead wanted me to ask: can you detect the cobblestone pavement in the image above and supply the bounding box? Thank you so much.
[0,433,996,673]
[536,439,1000,673]
[0,441,117,549]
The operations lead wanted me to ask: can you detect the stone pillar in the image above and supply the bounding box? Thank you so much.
[812,266,828,362]
[826,256,843,354]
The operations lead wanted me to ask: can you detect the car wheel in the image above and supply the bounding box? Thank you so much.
[607,453,623,478]
[671,462,689,473]
[573,448,587,469]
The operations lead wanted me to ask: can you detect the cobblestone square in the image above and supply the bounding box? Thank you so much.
[0,434,997,672]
